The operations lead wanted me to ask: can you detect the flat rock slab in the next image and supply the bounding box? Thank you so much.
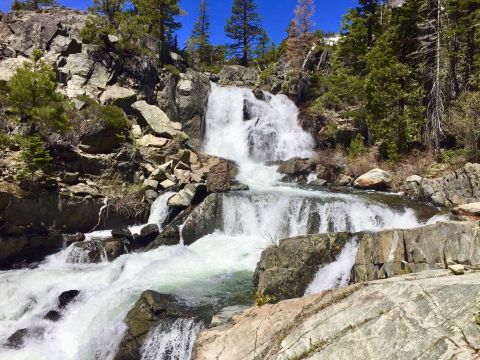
[193,270,480,360]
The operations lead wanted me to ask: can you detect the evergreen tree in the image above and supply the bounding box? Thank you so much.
[254,30,271,58]
[135,0,184,64]
[18,136,52,179]
[188,0,211,66]
[8,49,70,134]
[420,0,446,154]
[225,0,265,66]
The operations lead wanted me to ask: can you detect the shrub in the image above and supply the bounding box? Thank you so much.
[348,134,367,160]
[255,291,277,306]
[100,105,129,133]
[440,149,468,167]
[18,136,52,179]
[448,92,480,162]
[8,49,70,133]
[99,179,145,220]
[164,64,181,78]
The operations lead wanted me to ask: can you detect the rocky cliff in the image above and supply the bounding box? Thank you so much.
[254,221,480,300]
[0,8,237,268]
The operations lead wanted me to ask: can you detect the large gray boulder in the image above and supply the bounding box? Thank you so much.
[217,65,259,87]
[193,270,480,360]
[131,100,182,139]
[175,69,211,148]
[181,194,223,245]
[254,233,351,301]
[353,168,392,190]
[99,85,137,110]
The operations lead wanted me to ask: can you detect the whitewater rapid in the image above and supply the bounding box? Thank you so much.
[0,85,445,360]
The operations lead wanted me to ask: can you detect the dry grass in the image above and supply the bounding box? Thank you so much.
[313,146,348,168]
[98,178,145,220]
[346,151,380,178]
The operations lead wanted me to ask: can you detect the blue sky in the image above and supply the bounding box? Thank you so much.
[0,0,358,46]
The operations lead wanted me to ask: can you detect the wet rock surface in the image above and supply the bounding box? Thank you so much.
[254,233,350,301]
[255,221,480,301]
[193,270,480,360]
[114,290,206,360]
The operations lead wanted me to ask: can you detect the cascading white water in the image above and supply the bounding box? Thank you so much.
[128,191,176,235]
[204,85,314,187]
[305,237,359,295]
[140,319,203,360]
[0,85,446,360]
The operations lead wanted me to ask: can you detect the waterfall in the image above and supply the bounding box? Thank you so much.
[128,191,176,235]
[204,85,314,187]
[0,86,444,360]
[84,191,176,241]
[304,237,359,295]
[140,319,202,360]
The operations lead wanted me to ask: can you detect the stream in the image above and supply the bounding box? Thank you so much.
[0,85,445,360]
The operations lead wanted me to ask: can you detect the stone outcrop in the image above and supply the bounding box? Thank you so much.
[254,221,480,301]
[453,202,480,220]
[217,65,259,87]
[353,221,480,282]
[193,270,480,360]
[353,168,392,190]
[0,191,145,267]
[131,100,182,139]
[175,69,211,148]
[114,290,203,360]
[254,233,351,301]
[181,194,223,245]
[420,162,480,206]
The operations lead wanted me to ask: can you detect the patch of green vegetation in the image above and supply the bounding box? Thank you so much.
[348,134,367,160]
[18,136,52,179]
[255,291,277,306]
[164,64,181,78]
[100,105,129,133]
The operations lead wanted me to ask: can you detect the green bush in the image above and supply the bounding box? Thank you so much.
[8,49,70,133]
[100,105,129,133]
[0,134,13,151]
[348,134,367,159]
[18,136,52,179]
[164,64,181,78]
[440,149,468,166]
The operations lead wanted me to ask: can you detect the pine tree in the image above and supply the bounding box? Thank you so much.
[18,136,52,179]
[225,0,265,66]
[8,49,70,134]
[189,0,211,66]
[420,0,445,154]
[135,0,184,64]
[254,30,271,58]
